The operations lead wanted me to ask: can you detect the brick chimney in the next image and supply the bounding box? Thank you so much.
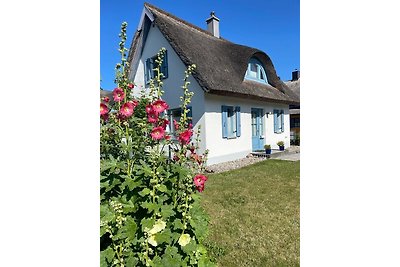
[292,69,300,81]
[206,11,220,38]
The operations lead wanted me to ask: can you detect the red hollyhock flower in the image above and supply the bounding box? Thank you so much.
[165,135,171,140]
[161,118,169,129]
[178,129,193,145]
[173,119,179,130]
[151,126,165,140]
[127,83,134,89]
[113,87,125,102]
[152,100,169,114]
[193,174,208,192]
[145,104,153,114]
[102,96,110,103]
[147,111,158,124]
[120,102,135,118]
[100,103,108,115]
[193,174,208,187]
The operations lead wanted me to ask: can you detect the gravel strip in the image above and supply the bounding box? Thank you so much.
[205,154,267,174]
[205,146,300,174]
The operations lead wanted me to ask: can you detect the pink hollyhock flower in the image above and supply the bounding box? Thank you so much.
[161,118,169,129]
[152,100,169,114]
[147,111,158,124]
[100,103,108,115]
[193,174,208,187]
[188,123,193,129]
[129,100,139,108]
[119,102,135,118]
[113,87,125,102]
[102,96,110,103]
[127,83,135,89]
[173,119,179,130]
[145,104,153,114]
[193,174,208,192]
[151,126,165,140]
[178,129,193,145]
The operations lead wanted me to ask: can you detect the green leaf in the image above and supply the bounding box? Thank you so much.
[121,217,137,241]
[157,184,168,192]
[141,201,159,213]
[123,177,141,190]
[181,238,197,255]
[173,219,184,230]
[160,204,175,219]
[139,188,151,197]
[100,247,114,267]
[155,228,172,245]
[124,252,139,267]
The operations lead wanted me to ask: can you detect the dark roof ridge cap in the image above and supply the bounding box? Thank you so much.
[144,2,223,40]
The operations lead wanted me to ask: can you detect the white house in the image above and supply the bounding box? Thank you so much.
[127,3,300,165]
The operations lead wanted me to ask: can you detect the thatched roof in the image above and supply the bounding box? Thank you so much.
[284,78,300,99]
[128,3,299,105]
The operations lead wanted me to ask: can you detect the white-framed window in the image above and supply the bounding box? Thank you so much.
[245,58,268,84]
[221,105,241,138]
[166,107,192,137]
[144,50,168,83]
[273,109,284,133]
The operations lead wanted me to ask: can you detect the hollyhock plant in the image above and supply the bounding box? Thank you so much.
[102,96,110,103]
[128,83,135,89]
[161,118,169,129]
[150,126,165,140]
[113,87,125,102]
[152,99,169,114]
[178,129,193,145]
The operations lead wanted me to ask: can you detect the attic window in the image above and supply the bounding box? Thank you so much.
[245,58,268,84]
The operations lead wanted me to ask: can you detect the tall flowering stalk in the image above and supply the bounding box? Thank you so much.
[100,22,214,267]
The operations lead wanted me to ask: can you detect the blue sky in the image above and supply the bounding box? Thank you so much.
[101,0,299,90]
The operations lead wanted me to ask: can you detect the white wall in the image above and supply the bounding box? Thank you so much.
[131,25,207,155]
[204,94,290,165]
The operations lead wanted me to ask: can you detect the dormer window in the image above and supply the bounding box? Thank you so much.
[245,58,268,83]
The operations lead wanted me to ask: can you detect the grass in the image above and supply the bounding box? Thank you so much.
[201,159,300,267]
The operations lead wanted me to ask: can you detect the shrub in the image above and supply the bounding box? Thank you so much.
[264,144,271,149]
[277,141,285,147]
[100,22,214,267]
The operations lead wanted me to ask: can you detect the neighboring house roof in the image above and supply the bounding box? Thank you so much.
[284,78,300,99]
[128,3,299,105]
[284,78,300,115]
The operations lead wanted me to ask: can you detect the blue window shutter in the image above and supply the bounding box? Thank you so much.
[235,106,241,137]
[145,58,151,83]
[161,50,168,79]
[281,110,284,132]
[273,110,278,133]
[221,106,228,138]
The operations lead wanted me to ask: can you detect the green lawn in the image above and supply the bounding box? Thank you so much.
[201,159,300,267]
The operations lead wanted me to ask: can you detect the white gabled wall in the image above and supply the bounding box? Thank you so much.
[204,94,290,165]
[129,21,291,166]
[131,25,207,155]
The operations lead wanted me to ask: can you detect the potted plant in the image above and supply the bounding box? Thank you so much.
[264,144,271,155]
[277,141,285,151]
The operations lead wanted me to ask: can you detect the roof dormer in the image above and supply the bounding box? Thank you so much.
[245,57,268,84]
